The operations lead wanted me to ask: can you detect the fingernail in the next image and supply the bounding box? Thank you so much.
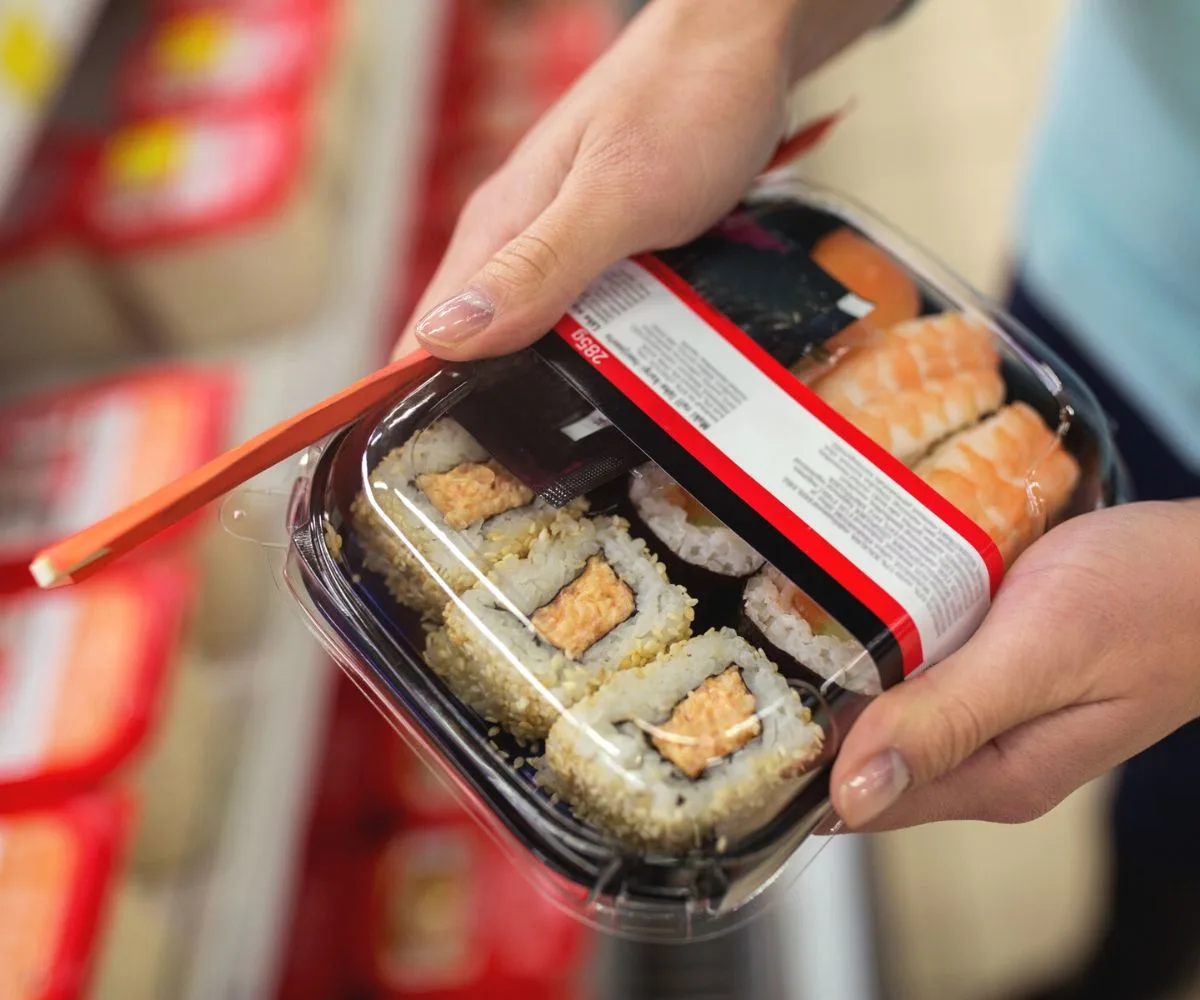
[415,288,494,346]
[839,749,911,827]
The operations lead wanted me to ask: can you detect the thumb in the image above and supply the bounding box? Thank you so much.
[828,622,1070,830]
[412,176,644,361]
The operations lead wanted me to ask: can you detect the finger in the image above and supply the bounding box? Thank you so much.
[391,224,505,360]
[391,145,577,360]
[410,171,649,361]
[391,190,531,361]
[851,696,1131,831]
[829,617,1083,830]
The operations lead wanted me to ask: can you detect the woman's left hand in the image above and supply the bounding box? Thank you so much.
[830,499,1200,830]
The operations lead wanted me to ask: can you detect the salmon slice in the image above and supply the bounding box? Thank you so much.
[828,369,1007,466]
[418,460,533,531]
[916,402,1081,565]
[813,312,1000,411]
[652,667,762,779]
[531,556,635,659]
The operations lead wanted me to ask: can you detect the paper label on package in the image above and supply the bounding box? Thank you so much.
[553,257,1003,675]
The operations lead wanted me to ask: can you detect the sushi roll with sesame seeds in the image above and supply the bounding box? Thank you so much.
[542,629,827,852]
[352,418,586,622]
[424,515,695,741]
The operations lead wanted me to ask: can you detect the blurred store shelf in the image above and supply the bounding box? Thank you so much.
[0,0,105,204]
[176,4,449,999]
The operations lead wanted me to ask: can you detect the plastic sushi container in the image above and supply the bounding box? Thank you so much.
[269,178,1129,941]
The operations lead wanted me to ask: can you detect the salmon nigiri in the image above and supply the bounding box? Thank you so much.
[915,402,1081,565]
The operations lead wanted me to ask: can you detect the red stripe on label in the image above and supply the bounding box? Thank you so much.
[634,254,1005,594]
[554,315,925,673]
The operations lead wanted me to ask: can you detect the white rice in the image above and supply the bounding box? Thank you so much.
[426,515,695,741]
[743,567,880,695]
[352,417,584,621]
[543,628,827,852]
[629,464,764,578]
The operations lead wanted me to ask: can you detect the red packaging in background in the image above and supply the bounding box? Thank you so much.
[0,366,233,593]
[374,740,469,827]
[392,0,619,350]
[303,673,395,845]
[307,674,486,842]
[116,3,337,117]
[0,793,182,1000]
[357,820,591,1000]
[531,0,619,98]
[0,565,192,812]
[80,101,335,348]
[115,0,364,197]
[152,0,323,15]
[0,794,132,1000]
[273,843,374,1000]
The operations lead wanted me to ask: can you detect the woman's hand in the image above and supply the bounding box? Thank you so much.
[388,0,1197,837]
[393,0,904,360]
[831,500,1200,830]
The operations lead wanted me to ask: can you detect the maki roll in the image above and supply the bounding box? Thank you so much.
[627,463,764,629]
[424,516,695,741]
[741,567,879,696]
[543,629,827,852]
[352,418,585,622]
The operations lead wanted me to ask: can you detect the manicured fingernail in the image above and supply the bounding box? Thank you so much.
[839,749,911,827]
[415,288,494,346]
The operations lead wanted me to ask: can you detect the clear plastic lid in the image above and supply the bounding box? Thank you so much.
[280,180,1126,940]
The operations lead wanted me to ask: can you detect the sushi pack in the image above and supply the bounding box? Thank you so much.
[281,181,1125,939]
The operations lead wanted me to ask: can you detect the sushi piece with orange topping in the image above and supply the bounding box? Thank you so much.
[352,418,586,623]
[543,629,827,851]
[812,311,1000,412]
[826,368,1007,467]
[915,402,1081,566]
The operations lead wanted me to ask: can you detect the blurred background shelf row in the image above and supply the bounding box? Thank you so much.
[0,2,1118,999]
[0,0,106,206]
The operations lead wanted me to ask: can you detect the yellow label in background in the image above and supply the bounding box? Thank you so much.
[152,12,229,76]
[0,6,60,107]
[106,121,186,189]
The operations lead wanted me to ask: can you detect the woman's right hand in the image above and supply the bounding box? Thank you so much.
[393,0,904,362]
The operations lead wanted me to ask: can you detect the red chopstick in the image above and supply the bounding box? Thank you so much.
[761,102,855,175]
[30,350,439,589]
